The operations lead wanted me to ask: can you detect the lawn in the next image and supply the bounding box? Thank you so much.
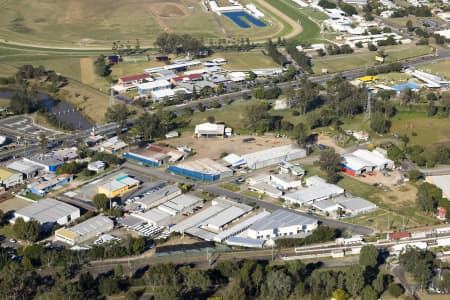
[0,0,282,48]
[219,183,241,192]
[0,63,18,77]
[340,175,439,230]
[419,58,450,80]
[312,45,432,73]
[390,113,450,147]
[210,51,279,70]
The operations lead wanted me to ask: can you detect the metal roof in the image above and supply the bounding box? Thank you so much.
[133,208,171,224]
[242,144,306,168]
[7,160,42,174]
[283,180,344,205]
[215,211,271,242]
[69,215,113,236]
[171,205,226,233]
[249,209,316,232]
[334,196,377,212]
[226,236,265,248]
[136,184,181,208]
[15,198,79,224]
[203,206,245,229]
[185,227,217,241]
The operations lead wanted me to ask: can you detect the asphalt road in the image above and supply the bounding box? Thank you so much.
[123,162,374,235]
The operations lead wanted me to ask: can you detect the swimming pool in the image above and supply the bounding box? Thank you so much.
[222,11,266,28]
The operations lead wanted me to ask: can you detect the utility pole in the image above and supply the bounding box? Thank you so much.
[364,93,372,122]
[109,85,114,107]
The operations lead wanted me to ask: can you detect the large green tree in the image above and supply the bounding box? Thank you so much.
[359,245,379,268]
[416,182,443,213]
[316,148,342,183]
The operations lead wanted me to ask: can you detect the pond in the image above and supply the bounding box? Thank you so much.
[0,88,92,130]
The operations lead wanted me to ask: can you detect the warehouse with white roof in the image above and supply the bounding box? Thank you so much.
[248,209,318,240]
[14,198,80,230]
[283,176,344,206]
[135,184,182,210]
[341,149,394,176]
[55,215,114,245]
[158,194,203,216]
[194,122,225,138]
[242,144,306,169]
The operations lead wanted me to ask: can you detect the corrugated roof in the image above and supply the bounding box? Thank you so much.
[226,236,265,248]
[70,215,113,236]
[283,179,344,205]
[249,209,316,231]
[15,198,79,224]
[215,211,271,242]
[203,206,245,229]
[137,184,181,208]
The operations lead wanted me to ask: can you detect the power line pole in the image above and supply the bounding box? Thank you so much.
[364,93,372,122]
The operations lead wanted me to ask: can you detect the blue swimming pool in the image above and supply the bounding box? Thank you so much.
[222,11,266,28]
[392,82,421,92]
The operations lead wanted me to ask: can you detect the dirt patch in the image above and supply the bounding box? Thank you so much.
[348,169,403,188]
[164,133,292,161]
[317,134,347,154]
[80,57,95,85]
[0,197,32,213]
[152,3,187,17]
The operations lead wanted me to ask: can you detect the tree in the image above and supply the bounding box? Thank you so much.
[292,123,310,147]
[370,112,390,134]
[93,193,108,211]
[388,283,404,297]
[359,245,379,268]
[13,218,40,242]
[316,148,342,183]
[361,285,378,300]
[416,182,443,213]
[133,111,160,143]
[408,170,421,182]
[207,115,215,123]
[262,270,293,299]
[243,102,271,132]
[332,288,349,300]
[105,103,131,128]
[406,19,414,32]
[93,55,110,77]
[132,236,145,254]
[345,265,365,297]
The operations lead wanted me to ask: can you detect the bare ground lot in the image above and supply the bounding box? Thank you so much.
[163,134,293,161]
[0,197,32,214]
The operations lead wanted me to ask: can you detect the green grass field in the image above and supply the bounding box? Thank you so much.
[0,0,285,48]
[419,58,450,80]
[312,45,433,73]
[390,112,450,147]
[264,0,322,43]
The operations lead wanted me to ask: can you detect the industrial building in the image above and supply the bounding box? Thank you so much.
[426,175,450,200]
[123,144,184,167]
[158,194,203,216]
[0,166,23,189]
[135,184,182,210]
[28,173,74,196]
[6,160,42,179]
[87,161,105,173]
[248,182,283,198]
[269,174,302,190]
[132,208,172,226]
[247,209,318,240]
[405,68,449,88]
[14,198,80,230]
[241,144,306,169]
[52,147,78,161]
[194,122,225,138]
[214,211,271,243]
[137,79,172,95]
[283,176,344,206]
[54,215,114,245]
[312,195,377,216]
[24,155,64,173]
[341,149,394,176]
[98,136,128,154]
[167,158,232,181]
[171,197,252,235]
[98,173,140,198]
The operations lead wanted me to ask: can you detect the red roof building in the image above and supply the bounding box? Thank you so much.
[118,74,152,85]
[170,74,203,85]
[389,231,411,240]
[437,206,447,220]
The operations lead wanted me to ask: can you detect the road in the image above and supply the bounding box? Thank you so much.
[123,161,373,235]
